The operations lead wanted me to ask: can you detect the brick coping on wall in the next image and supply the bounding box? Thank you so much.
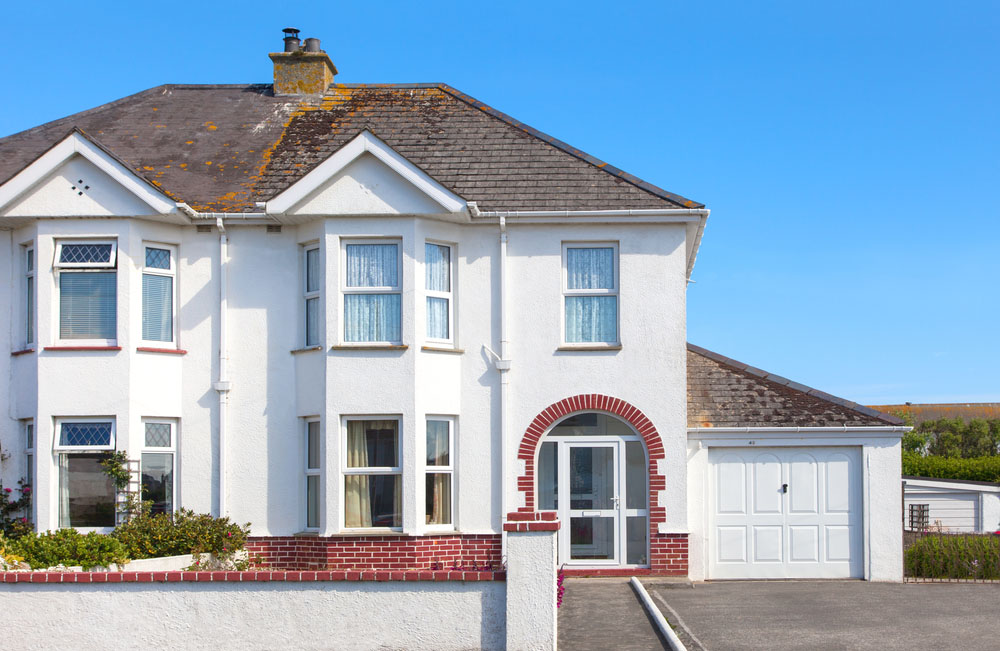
[0,569,505,584]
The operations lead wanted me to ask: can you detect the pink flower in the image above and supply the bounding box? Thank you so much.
[3,488,11,493]
[22,487,30,494]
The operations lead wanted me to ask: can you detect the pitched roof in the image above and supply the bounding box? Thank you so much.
[687,344,903,428]
[0,83,703,213]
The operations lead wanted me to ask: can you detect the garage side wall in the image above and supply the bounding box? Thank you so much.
[866,438,903,581]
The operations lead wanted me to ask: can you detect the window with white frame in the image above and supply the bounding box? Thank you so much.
[425,418,454,527]
[304,246,320,347]
[343,418,401,528]
[54,419,116,528]
[54,240,118,342]
[342,241,401,344]
[425,243,453,342]
[142,245,175,343]
[24,419,34,523]
[141,420,175,515]
[305,419,321,529]
[563,243,619,344]
[24,245,34,346]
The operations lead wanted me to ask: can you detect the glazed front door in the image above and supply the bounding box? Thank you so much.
[563,442,619,564]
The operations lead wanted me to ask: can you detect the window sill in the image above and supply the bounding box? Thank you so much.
[136,347,187,355]
[421,345,464,355]
[331,345,408,351]
[293,530,321,537]
[290,346,323,355]
[556,344,622,352]
[44,346,122,352]
[329,529,405,537]
[10,348,35,357]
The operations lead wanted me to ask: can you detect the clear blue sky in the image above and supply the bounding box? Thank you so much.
[2,1,996,405]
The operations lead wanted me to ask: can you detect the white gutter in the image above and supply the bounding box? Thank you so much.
[688,426,911,433]
[213,217,231,517]
[467,206,708,220]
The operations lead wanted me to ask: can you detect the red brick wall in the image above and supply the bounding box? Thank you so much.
[246,534,502,571]
[516,394,688,576]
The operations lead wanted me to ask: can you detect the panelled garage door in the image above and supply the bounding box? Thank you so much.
[709,447,863,579]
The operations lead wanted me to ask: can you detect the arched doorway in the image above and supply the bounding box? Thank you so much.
[536,413,649,567]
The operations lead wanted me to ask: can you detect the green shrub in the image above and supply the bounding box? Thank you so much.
[904,533,1000,579]
[112,508,250,561]
[903,452,1000,483]
[10,529,127,570]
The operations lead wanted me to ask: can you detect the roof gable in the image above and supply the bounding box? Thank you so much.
[0,130,176,218]
[268,130,466,216]
[687,343,903,428]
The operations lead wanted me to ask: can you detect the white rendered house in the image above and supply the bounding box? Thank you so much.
[0,34,906,580]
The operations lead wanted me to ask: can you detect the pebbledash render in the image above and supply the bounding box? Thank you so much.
[0,34,907,581]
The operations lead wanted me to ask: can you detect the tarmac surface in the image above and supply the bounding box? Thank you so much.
[559,578,668,649]
[645,580,1000,650]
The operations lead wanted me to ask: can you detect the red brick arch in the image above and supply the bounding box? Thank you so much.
[515,394,687,576]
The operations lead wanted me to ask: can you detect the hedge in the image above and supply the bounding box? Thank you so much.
[905,533,1000,579]
[902,452,1000,483]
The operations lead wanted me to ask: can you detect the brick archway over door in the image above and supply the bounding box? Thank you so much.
[516,394,687,575]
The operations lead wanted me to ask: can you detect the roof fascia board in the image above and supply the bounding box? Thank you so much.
[688,426,908,441]
[0,131,176,214]
[266,130,466,215]
[903,477,1000,491]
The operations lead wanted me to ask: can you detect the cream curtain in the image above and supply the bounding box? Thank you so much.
[427,473,451,525]
[345,421,371,528]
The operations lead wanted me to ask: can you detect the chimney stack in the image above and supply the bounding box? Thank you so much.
[270,28,338,96]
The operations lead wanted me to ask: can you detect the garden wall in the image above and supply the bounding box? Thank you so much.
[0,571,506,650]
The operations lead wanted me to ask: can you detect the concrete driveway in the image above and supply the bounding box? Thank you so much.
[644,580,1000,650]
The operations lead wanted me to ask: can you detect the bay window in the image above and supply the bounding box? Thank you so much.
[24,245,34,347]
[344,418,401,528]
[24,420,34,523]
[563,243,619,344]
[141,245,175,343]
[55,419,116,528]
[55,241,117,343]
[304,246,320,347]
[141,420,175,515]
[425,419,454,527]
[305,419,321,529]
[425,243,453,342]
[342,241,401,344]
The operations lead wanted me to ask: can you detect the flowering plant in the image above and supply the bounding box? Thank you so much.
[0,479,31,538]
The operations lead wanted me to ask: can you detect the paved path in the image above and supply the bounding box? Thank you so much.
[559,578,667,650]
[646,580,1000,650]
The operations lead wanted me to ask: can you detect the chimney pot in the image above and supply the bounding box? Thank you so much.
[282,27,301,52]
[303,38,321,52]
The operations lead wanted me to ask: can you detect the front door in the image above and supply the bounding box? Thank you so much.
[563,442,619,565]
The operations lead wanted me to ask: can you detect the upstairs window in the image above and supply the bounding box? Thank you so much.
[343,241,401,344]
[425,243,453,342]
[563,244,619,344]
[304,246,320,347]
[55,241,117,342]
[142,245,175,343]
[23,245,34,346]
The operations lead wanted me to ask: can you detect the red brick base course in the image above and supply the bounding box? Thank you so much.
[246,534,503,571]
[0,569,504,583]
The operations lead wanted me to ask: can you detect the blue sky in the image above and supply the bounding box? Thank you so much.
[1,1,996,404]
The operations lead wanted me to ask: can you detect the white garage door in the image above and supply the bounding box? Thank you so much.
[709,447,863,579]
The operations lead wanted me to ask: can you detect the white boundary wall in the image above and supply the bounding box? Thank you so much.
[0,581,506,650]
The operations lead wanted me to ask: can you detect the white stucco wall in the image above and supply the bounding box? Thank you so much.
[0,580,506,650]
[506,530,558,650]
[686,431,904,582]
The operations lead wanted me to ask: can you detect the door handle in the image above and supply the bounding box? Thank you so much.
[782,484,788,494]
[612,496,620,509]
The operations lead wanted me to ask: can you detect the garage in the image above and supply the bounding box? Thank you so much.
[708,446,864,579]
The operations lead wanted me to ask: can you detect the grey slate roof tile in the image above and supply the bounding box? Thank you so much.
[687,344,903,428]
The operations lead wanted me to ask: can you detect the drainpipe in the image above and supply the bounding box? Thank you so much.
[498,214,511,561]
[214,217,231,516]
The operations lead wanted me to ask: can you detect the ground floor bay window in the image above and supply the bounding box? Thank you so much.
[537,413,649,567]
[56,420,116,529]
[344,419,401,529]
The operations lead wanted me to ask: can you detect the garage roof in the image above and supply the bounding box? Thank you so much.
[687,344,903,428]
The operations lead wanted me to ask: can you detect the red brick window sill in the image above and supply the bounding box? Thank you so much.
[136,347,188,355]
[43,346,122,352]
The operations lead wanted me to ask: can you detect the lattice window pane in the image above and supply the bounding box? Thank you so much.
[60,422,113,447]
[145,423,171,448]
[60,244,113,265]
[145,248,170,270]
